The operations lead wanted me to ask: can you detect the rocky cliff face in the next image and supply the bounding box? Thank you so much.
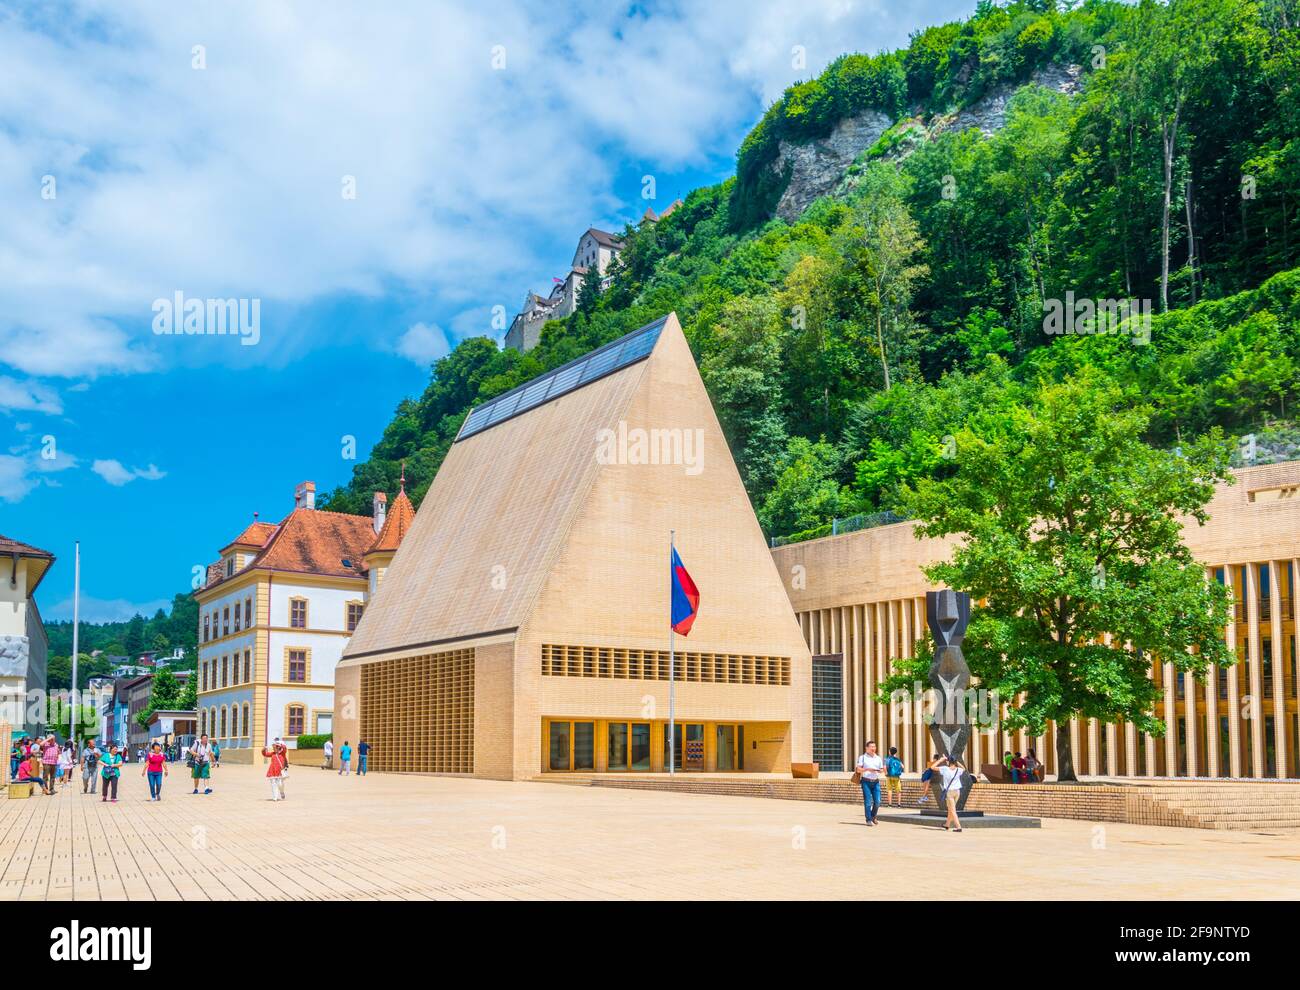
[772,109,893,223]
[770,63,1083,224]
[930,63,1082,138]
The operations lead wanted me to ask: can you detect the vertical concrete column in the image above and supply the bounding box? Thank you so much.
[1087,719,1100,776]
[1225,565,1242,777]
[1269,559,1288,778]
[1106,722,1119,776]
[850,605,861,766]
[860,604,873,757]
[1183,669,1198,777]
[874,602,885,751]
[1163,660,1178,775]
[1204,566,1220,778]
[1246,563,1265,777]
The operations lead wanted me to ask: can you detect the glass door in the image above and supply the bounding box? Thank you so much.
[664,723,706,770]
[548,720,570,771]
[609,722,651,771]
[547,720,595,771]
[716,724,736,771]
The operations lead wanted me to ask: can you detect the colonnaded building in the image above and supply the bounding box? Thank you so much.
[336,313,814,778]
[773,459,1300,781]
[337,309,1299,783]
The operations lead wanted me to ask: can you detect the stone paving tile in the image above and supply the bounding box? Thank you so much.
[1,765,1298,900]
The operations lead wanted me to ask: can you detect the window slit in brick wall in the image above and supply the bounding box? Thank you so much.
[540,644,790,687]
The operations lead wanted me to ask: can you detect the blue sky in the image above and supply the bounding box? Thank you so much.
[0,0,973,623]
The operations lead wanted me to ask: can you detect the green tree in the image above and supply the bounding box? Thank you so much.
[135,668,181,729]
[759,437,855,537]
[845,165,928,390]
[887,373,1234,781]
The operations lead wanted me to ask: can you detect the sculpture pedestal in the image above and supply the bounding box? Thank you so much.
[919,808,985,818]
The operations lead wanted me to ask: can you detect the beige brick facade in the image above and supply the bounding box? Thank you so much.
[337,314,813,779]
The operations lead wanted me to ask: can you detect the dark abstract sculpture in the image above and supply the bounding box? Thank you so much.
[926,589,974,810]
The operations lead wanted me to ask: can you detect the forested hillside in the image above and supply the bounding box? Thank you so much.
[321,0,1300,543]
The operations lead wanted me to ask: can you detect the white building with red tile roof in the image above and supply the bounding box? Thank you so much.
[194,479,413,758]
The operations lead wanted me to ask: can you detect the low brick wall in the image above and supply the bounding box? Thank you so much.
[575,776,1199,827]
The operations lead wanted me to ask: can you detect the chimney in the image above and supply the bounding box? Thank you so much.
[294,480,316,510]
[373,491,388,535]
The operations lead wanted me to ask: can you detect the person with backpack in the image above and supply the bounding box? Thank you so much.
[883,746,905,807]
[189,734,214,794]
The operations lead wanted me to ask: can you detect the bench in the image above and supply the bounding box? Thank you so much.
[6,781,38,799]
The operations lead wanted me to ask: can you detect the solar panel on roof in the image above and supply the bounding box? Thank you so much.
[456,316,668,442]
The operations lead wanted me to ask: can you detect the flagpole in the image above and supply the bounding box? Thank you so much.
[70,542,80,743]
[668,529,675,776]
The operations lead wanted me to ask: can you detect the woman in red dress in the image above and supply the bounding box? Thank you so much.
[261,738,289,801]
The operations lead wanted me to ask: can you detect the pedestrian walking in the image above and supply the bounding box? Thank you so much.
[854,740,885,825]
[262,738,289,801]
[322,738,333,771]
[337,740,351,776]
[357,739,369,776]
[40,735,59,795]
[100,745,123,803]
[212,741,221,768]
[142,742,168,801]
[57,743,74,789]
[80,738,101,794]
[189,734,214,794]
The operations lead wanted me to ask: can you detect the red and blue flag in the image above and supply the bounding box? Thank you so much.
[670,546,699,636]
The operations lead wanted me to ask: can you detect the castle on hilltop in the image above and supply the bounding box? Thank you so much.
[504,202,681,354]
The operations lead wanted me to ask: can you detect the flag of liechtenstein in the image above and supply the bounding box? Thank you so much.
[670,546,700,636]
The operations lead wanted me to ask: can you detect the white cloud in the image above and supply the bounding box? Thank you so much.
[91,459,166,486]
[0,0,972,379]
[395,322,452,367]
[44,594,171,624]
[0,376,62,414]
[0,454,37,503]
[0,439,77,501]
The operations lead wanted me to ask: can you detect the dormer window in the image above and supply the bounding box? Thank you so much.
[225,557,234,577]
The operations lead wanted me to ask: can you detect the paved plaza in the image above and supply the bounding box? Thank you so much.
[3,764,1298,900]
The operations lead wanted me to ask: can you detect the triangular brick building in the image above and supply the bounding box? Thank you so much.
[337,313,812,779]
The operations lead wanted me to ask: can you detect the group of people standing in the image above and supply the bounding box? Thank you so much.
[854,741,972,833]
[13,732,372,804]
[10,735,76,794]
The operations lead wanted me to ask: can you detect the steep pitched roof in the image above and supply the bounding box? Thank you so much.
[367,487,415,556]
[250,509,376,578]
[343,321,660,658]
[202,509,376,591]
[1,534,54,595]
[220,521,277,553]
[585,227,622,249]
[0,535,53,558]
[342,311,811,670]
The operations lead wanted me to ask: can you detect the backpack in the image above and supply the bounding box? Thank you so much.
[887,756,904,777]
